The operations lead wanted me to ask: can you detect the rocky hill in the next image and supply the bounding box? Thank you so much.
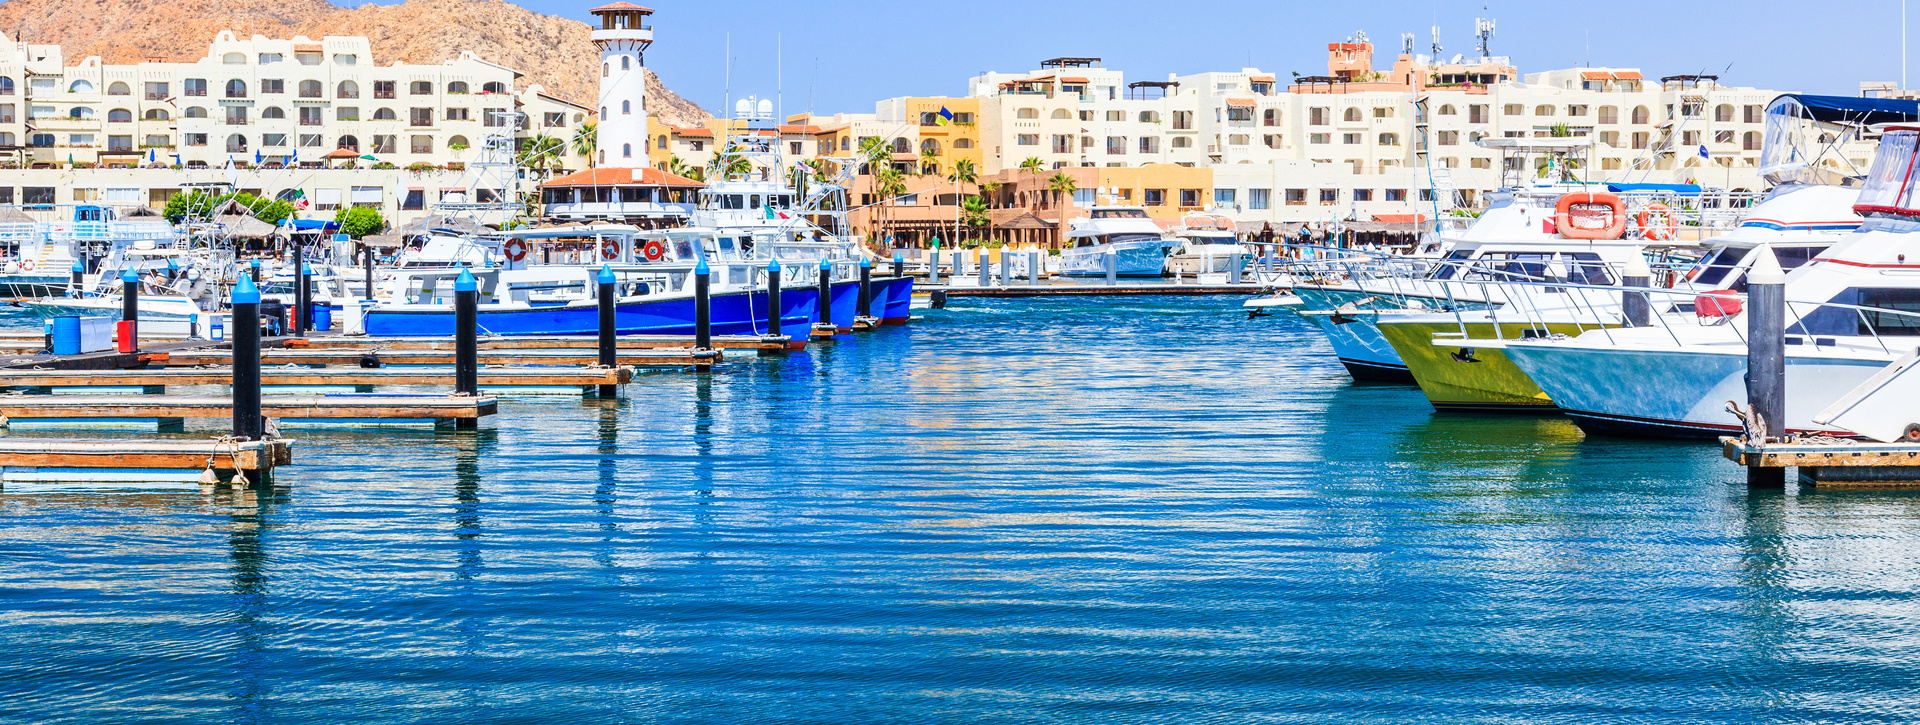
[0,0,711,127]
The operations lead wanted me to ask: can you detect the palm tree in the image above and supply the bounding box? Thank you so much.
[960,195,990,239]
[666,155,699,180]
[1019,156,1044,177]
[571,122,598,168]
[918,147,939,177]
[1047,171,1078,215]
[873,167,907,245]
[857,136,891,175]
[947,158,979,243]
[516,134,567,177]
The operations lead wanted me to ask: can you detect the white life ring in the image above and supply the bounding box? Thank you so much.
[502,238,528,262]
[19,260,33,272]
[599,238,620,261]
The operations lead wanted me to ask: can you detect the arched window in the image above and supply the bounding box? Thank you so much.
[261,106,285,119]
[227,133,247,152]
[920,138,940,154]
[1051,108,1072,119]
[411,81,432,95]
[1343,107,1361,122]
[1715,104,1734,122]
[373,108,396,120]
[954,138,974,149]
[107,108,132,123]
[1262,109,1279,126]
[621,56,630,70]
[448,81,468,94]
[1743,131,1761,151]
[622,100,630,114]
[622,143,631,158]
[1171,136,1192,148]
[226,79,247,98]
[223,52,246,65]
[69,107,94,119]
[482,81,507,94]
[1378,133,1398,146]
[891,137,910,153]
[449,135,469,148]
[1438,104,1457,115]
[184,106,207,118]
[1631,106,1650,124]
[338,135,360,151]
[299,80,322,98]
[337,80,359,99]
[1016,107,1039,119]
[0,78,15,95]
[144,109,170,120]
[602,63,610,78]
[1535,104,1554,116]
[107,82,130,96]
[69,80,94,93]
[334,54,358,66]
[657,135,668,149]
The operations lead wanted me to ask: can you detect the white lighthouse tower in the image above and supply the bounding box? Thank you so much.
[589,2,653,168]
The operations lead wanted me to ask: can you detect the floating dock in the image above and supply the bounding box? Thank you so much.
[0,438,292,485]
[0,394,496,428]
[163,347,721,368]
[285,334,799,353]
[923,283,1266,306]
[0,366,632,390]
[1723,437,1920,487]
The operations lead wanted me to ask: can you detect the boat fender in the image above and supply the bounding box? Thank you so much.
[642,240,668,262]
[1906,424,1920,443]
[502,239,528,262]
[600,239,621,261]
[358,353,382,369]
[1637,203,1679,241]
[1695,289,1742,318]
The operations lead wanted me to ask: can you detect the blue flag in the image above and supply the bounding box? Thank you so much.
[938,107,955,125]
[1698,145,1710,160]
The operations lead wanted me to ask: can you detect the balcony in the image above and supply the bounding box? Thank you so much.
[226,144,247,153]
[338,92,359,99]
[299,90,323,99]
[227,91,246,99]
[107,143,133,153]
[409,119,433,127]
[299,118,323,126]
[224,119,250,126]
[375,91,395,99]
[146,93,167,101]
[0,116,12,124]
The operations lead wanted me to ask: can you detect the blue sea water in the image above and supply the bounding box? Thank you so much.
[4,297,1920,723]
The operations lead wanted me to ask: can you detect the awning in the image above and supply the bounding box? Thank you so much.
[1767,93,1920,127]
[1371,213,1428,224]
[1612,71,1644,81]
[1225,98,1257,107]
[290,219,339,231]
[1580,71,1612,81]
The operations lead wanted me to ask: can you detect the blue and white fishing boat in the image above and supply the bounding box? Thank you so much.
[1059,206,1173,277]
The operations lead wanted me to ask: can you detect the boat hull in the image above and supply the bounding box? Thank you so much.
[1377,320,1614,412]
[364,284,829,337]
[1060,242,1168,278]
[1503,343,1884,438]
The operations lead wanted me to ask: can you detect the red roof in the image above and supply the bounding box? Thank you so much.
[1613,70,1644,80]
[1224,98,1257,107]
[590,2,653,12]
[1580,71,1613,81]
[1249,75,1276,82]
[1373,213,1427,224]
[542,167,704,188]
[778,124,824,134]
[1061,76,1090,84]
[673,126,714,138]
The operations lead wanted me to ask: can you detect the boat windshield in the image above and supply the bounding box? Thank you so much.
[1092,209,1148,219]
[1692,246,1752,287]
[1856,129,1920,217]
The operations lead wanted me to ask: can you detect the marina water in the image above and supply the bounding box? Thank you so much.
[4,298,1920,722]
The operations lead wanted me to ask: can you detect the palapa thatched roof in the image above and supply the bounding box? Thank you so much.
[215,214,281,239]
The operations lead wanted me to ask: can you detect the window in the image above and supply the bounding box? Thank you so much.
[1469,104,1488,123]
[1682,130,1701,146]
[1173,111,1194,130]
[1598,106,1619,124]
[142,81,167,99]
[1744,104,1763,124]
[411,135,432,154]
[299,107,323,126]
[226,134,247,153]
[1139,136,1159,153]
[1372,107,1392,118]
[1631,106,1650,124]
[183,106,208,118]
[411,81,432,95]
[1053,108,1073,119]
[1378,133,1398,146]
[1144,188,1165,206]
[448,135,468,149]
[1600,130,1618,147]
[1106,110,1125,122]
[225,79,247,98]
[225,106,247,125]
[1470,157,1491,169]
[1228,106,1253,122]
[143,134,166,146]
[1243,188,1269,209]
[1016,134,1039,146]
[1714,130,1735,144]
[1139,111,1160,123]
[107,108,132,123]
[1535,104,1554,116]
[448,81,469,94]
[1385,189,1407,202]
[1632,132,1649,149]
[621,56,630,70]
[1438,130,1458,146]
[621,100,631,115]
[1263,134,1282,149]
[104,81,129,96]
[1228,134,1249,145]
[1104,136,1125,154]
[371,135,396,154]
[1743,131,1761,151]
[335,54,358,66]
[338,135,359,152]
[1016,107,1039,119]
[411,107,432,126]
[1342,107,1362,122]
[1171,136,1192,148]
[255,79,282,95]
[184,78,207,96]
[1500,104,1521,116]
[954,138,974,149]
[299,80,322,98]
[482,108,507,127]
[1214,188,1236,206]
[1715,104,1734,122]
[1175,188,1198,207]
[69,80,95,93]
[338,80,359,99]
[602,63,610,78]
[1310,133,1330,144]
[1602,158,1623,170]
[1342,133,1361,144]
[263,133,287,147]
[1285,188,1307,206]
[920,138,941,154]
[300,134,323,147]
[68,107,94,120]
[447,107,471,121]
[0,78,12,96]
[1438,104,1457,116]
[183,133,207,147]
[1317,189,1338,205]
[482,82,507,94]
[661,135,671,150]
[1263,108,1280,126]
[1352,189,1372,201]
[337,107,359,121]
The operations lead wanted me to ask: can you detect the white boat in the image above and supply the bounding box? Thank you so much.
[1500,117,1920,438]
[1165,213,1249,276]
[1059,206,1172,278]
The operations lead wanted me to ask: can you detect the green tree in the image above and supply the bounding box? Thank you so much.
[333,206,385,239]
[918,147,939,176]
[872,167,907,243]
[571,121,598,168]
[1047,172,1078,212]
[163,190,221,224]
[858,136,893,175]
[1019,156,1044,176]
[518,134,568,176]
[961,195,990,235]
[666,155,699,179]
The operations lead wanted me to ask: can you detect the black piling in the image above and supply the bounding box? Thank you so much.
[1745,249,1787,487]
[294,258,311,337]
[694,258,712,351]
[597,264,617,397]
[231,276,264,442]
[892,252,903,279]
[120,268,139,351]
[812,257,836,339]
[69,259,83,297]
[858,257,873,318]
[766,258,784,339]
[453,268,479,428]
[363,245,376,303]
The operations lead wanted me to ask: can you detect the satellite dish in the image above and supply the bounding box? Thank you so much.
[734,99,751,116]
[757,99,773,117]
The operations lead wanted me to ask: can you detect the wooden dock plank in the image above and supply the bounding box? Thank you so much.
[0,366,632,388]
[1721,438,1920,468]
[161,348,720,368]
[0,395,496,420]
[289,334,795,352]
[0,439,291,472]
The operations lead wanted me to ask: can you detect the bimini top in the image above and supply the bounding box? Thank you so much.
[1851,126,1920,217]
[1767,94,1920,127]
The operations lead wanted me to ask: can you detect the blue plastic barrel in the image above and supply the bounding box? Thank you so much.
[311,304,333,332]
[50,316,81,355]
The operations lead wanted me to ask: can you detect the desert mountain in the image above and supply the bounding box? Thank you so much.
[0,0,712,127]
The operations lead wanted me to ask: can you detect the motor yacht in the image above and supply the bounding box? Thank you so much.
[1060,206,1172,277]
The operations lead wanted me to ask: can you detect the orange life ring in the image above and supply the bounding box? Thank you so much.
[642,239,667,262]
[599,238,620,261]
[18,260,33,272]
[1637,203,1679,241]
[1554,192,1626,240]
[502,238,528,262]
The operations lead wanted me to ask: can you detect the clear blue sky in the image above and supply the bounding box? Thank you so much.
[422,0,1911,114]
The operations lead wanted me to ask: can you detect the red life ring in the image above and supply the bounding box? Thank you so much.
[18,260,33,272]
[502,238,528,262]
[1637,203,1679,241]
[1554,192,1626,240]
[642,239,668,261]
[599,238,620,261]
